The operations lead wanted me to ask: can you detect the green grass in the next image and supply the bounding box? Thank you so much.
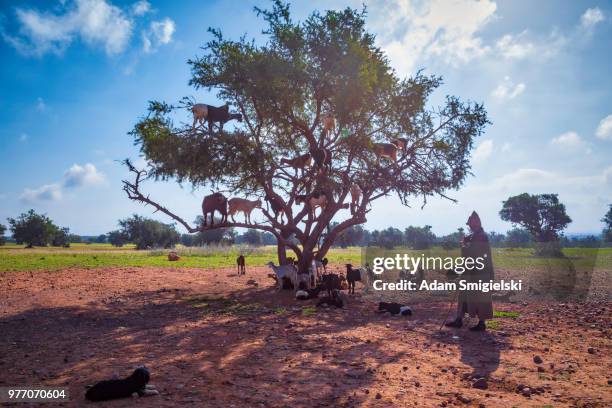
[486,320,501,330]
[302,306,317,316]
[0,244,609,273]
[493,310,520,318]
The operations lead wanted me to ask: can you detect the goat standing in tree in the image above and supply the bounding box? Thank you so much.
[191,103,242,133]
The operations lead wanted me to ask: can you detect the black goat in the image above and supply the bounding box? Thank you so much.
[377,302,412,316]
[192,103,242,133]
[345,264,362,294]
[85,367,157,401]
[309,147,332,170]
[265,192,285,222]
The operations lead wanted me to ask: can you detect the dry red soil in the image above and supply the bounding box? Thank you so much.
[0,266,610,407]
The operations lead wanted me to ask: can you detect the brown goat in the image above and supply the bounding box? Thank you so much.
[350,184,362,214]
[280,153,312,172]
[228,197,261,223]
[373,141,405,162]
[201,192,227,226]
[322,114,335,137]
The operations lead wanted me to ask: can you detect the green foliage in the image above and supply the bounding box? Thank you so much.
[117,215,180,249]
[0,223,6,246]
[107,230,129,247]
[7,209,69,248]
[333,224,365,247]
[504,228,531,247]
[603,204,612,242]
[51,227,70,248]
[404,225,435,249]
[370,227,403,249]
[126,1,489,266]
[493,310,520,318]
[500,193,572,243]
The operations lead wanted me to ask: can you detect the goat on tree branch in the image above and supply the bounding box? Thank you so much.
[124,1,489,274]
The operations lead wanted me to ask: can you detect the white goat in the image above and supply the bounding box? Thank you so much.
[191,104,209,130]
[228,197,261,223]
[350,184,361,208]
[266,262,297,290]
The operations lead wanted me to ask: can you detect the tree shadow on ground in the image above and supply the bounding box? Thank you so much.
[0,283,416,407]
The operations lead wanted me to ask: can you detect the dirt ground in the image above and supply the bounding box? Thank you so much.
[0,266,610,407]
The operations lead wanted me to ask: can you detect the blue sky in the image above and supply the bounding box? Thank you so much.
[1,0,611,236]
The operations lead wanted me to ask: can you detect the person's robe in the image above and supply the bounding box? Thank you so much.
[457,227,494,320]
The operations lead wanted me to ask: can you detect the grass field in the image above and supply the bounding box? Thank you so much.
[0,243,610,273]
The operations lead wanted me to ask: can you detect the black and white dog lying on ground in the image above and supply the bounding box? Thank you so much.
[377,302,412,316]
[85,366,158,401]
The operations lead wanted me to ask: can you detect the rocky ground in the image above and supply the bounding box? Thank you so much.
[0,266,610,407]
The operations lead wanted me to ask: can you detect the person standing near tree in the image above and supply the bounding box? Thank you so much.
[445,211,494,332]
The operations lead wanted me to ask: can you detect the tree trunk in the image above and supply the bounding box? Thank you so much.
[277,243,287,265]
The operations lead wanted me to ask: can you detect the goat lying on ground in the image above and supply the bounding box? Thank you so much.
[377,302,412,316]
[228,197,261,223]
[316,289,344,308]
[280,153,312,173]
[236,255,245,275]
[191,103,242,133]
[295,284,322,300]
[266,261,297,290]
[296,191,328,218]
[85,367,158,401]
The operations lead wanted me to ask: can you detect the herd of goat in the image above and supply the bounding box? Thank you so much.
[193,103,407,227]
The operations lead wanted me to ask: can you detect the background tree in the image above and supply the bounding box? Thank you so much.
[240,229,264,246]
[404,225,436,249]
[117,215,180,250]
[0,223,6,246]
[602,204,612,243]
[107,230,129,247]
[8,209,58,248]
[95,234,107,244]
[500,193,571,256]
[438,227,465,249]
[51,227,70,247]
[68,233,83,243]
[332,224,365,247]
[123,2,488,273]
[504,228,531,247]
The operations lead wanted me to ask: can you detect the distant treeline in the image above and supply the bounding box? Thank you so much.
[2,210,610,250]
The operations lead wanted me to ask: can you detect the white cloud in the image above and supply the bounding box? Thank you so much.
[142,18,175,53]
[20,183,62,203]
[19,163,105,203]
[595,114,612,140]
[550,131,582,148]
[368,0,497,74]
[491,76,525,100]
[132,0,151,16]
[581,7,605,29]
[472,139,493,164]
[19,133,29,142]
[3,0,133,56]
[495,31,535,59]
[63,163,105,187]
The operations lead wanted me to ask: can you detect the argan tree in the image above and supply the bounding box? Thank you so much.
[500,193,571,256]
[124,2,488,274]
